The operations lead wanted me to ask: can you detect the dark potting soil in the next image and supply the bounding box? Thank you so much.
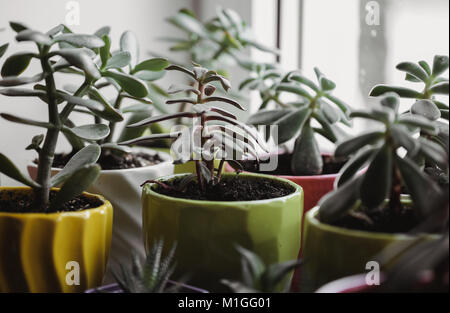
[239,153,347,176]
[330,204,421,233]
[48,150,163,170]
[152,175,296,201]
[0,190,103,213]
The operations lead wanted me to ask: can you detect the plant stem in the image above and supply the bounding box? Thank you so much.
[389,164,403,215]
[35,56,60,209]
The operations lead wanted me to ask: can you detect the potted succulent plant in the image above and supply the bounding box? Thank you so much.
[0,22,114,292]
[23,25,175,281]
[119,63,303,291]
[230,66,351,213]
[301,92,448,291]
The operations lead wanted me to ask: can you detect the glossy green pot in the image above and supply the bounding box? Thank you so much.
[301,206,440,292]
[142,173,303,291]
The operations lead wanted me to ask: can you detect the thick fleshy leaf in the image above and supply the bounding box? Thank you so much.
[0,153,38,187]
[335,131,384,157]
[390,125,419,155]
[0,87,45,97]
[276,83,312,99]
[202,96,245,111]
[405,73,422,83]
[430,81,449,95]
[239,77,257,91]
[87,87,124,122]
[411,99,441,120]
[121,103,152,114]
[54,34,104,49]
[247,109,291,125]
[10,22,28,33]
[99,35,111,68]
[133,70,165,81]
[275,107,311,144]
[52,49,100,79]
[165,64,195,78]
[360,144,392,209]
[103,70,148,97]
[380,92,400,112]
[336,148,376,187]
[0,113,53,129]
[432,55,449,77]
[369,85,422,98]
[51,144,101,187]
[320,101,339,123]
[0,43,9,59]
[291,124,322,175]
[128,112,196,128]
[312,112,337,143]
[324,94,350,115]
[1,52,35,77]
[167,12,209,38]
[49,164,101,212]
[133,58,169,73]
[417,137,448,169]
[0,73,45,87]
[119,132,179,146]
[105,51,131,69]
[64,124,109,141]
[94,26,111,38]
[396,62,428,82]
[418,60,432,76]
[120,31,139,67]
[57,92,103,112]
[203,75,231,91]
[395,156,442,217]
[397,115,438,133]
[318,176,362,224]
[16,30,52,46]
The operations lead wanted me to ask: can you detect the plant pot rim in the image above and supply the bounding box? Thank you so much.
[0,186,111,217]
[28,146,173,174]
[306,205,442,240]
[143,172,303,206]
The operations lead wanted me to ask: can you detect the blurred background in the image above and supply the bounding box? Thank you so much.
[0,0,449,186]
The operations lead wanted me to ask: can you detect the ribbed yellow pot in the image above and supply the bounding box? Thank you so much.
[0,187,113,293]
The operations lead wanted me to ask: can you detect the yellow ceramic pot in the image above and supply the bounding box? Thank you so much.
[301,206,440,292]
[0,187,113,293]
[142,173,303,291]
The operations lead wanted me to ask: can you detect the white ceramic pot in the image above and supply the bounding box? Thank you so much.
[27,147,174,283]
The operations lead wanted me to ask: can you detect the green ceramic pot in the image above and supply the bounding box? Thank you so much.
[301,205,440,292]
[142,173,303,291]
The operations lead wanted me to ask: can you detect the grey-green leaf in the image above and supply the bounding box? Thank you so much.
[0,43,9,59]
[369,85,422,98]
[51,144,101,187]
[411,100,441,121]
[274,107,311,144]
[0,153,38,187]
[49,164,101,211]
[133,58,169,73]
[54,34,104,49]
[16,30,52,46]
[360,144,392,209]
[430,81,449,95]
[120,31,139,68]
[432,55,449,77]
[336,148,376,187]
[64,124,109,141]
[247,109,291,125]
[103,70,148,98]
[105,51,131,69]
[396,62,428,82]
[1,52,35,77]
[291,124,322,175]
[52,49,100,80]
[335,131,384,157]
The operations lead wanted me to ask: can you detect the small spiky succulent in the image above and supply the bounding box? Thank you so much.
[221,245,302,293]
[120,63,267,191]
[245,67,350,175]
[319,93,448,224]
[113,239,177,293]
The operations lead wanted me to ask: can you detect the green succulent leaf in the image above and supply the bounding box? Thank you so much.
[360,144,392,209]
[0,153,39,188]
[120,31,139,68]
[323,94,350,115]
[94,26,111,38]
[335,131,384,157]
[10,21,29,33]
[417,137,448,169]
[318,176,362,224]
[105,51,131,69]
[133,58,170,73]
[51,144,101,187]
[99,35,111,68]
[395,156,442,217]
[247,109,291,125]
[52,49,100,80]
[336,148,376,187]
[397,115,438,133]
[418,60,432,76]
[167,12,210,38]
[276,83,312,100]
[49,164,101,212]
[16,30,52,46]
[274,107,311,144]
[0,113,53,129]
[432,55,449,77]
[411,100,441,120]
[291,124,322,175]
[0,73,46,87]
[0,43,9,59]
[1,52,35,77]
[103,70,148,98]
[87,87,124,122]
[53,33,105,49]
[429,81,449,95]
[390,124,419,155]
[369,85,422,98]
[64,124,109,141]
[396,62,429,82]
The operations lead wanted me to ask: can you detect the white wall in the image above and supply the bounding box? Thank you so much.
[0,0,194,186]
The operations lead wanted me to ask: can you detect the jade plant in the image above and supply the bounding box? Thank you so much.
[113,239,179,293]
[221,246,302,293]
[120,63,266,191]
[57,26,170,156]
[0,22,116,209]
[162,8,278,76]
[245,67,351,175]
[319,93,448,226]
